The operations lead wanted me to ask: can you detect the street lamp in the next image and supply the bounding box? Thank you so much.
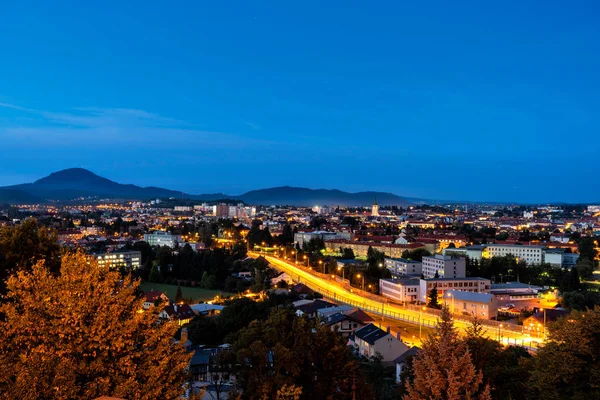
[419,306,426,340]
[446,292,454,314]
[540,308,547,339]
[319,259,323,273]
[498,323,504,342]
[338,266,345,282]
[356,274,365,291]
[303,254,308,268]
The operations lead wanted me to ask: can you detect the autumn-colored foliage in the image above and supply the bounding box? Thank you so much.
[404,307,491,400]
[0,251,191,400]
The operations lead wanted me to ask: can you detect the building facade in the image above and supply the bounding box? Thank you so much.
[379,278,420,303]
[485,244,544,265]
[143,231,182,248]
[94,250,141,270]
[442,290,498,320]
[421,255,466,279]
[419,277,491,304]
[384,258,422,277]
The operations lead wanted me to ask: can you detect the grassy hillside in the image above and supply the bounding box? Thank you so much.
[139,282,232,303]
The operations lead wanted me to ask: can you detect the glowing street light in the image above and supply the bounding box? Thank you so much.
[419,306,426,340]
[356,274,365,291]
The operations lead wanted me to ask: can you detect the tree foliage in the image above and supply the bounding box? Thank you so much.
[230,308,358,400]
[0,218,61,294]
[0,252,191,400]
[427,285,440,309]
[528,306,600,399]
[404,307,491,400]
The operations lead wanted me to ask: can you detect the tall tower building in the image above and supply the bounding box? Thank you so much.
[371,198,379,217]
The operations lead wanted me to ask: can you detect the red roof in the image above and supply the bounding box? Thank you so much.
[163,303,195,320]
[145,290,168,303]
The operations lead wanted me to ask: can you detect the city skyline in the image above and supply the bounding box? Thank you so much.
[1,1,599,203]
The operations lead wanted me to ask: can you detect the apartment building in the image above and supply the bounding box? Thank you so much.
[94,250,141,270]
[325,240,425,258]
[421,255,466,279]
[379,278,420,303]
[384,257,422,277]
[418,277,491,304]
[143,231,182,248]
[485,244,544,265]
[442,290,498,320]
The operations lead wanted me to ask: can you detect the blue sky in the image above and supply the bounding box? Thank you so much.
[1,1,599,203]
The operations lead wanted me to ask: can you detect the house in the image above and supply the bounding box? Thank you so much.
[291,283,314,299]
[270,271,293,287]
[323,310,373,338]
[190,303,225,317]
[189,346,233,384]
[522,308,568,338]
[295,299,336,318]
[395,346,420,384]
[160,303,195,326]
[443,290,499,320]
[350,323,409,363]
[317,305,354,319]
[143,290,169,309]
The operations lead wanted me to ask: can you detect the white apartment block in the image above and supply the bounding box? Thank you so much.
[418,277,491,304]
[94,250,141,270]
[384,258,422,277]
[442,290,498,320]
[422,255,466,279]
[379,278,420,303]
[485,244,544,265]
[143,231,182,248]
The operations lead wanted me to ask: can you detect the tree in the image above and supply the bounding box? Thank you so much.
[148,263,162,283]
[231,308,358,399]
[427,285,440,309]
[578,237,598,262]
[0,218,61,295]
[175,286,183,303]
[0,252,191,399]
[528,306,600,399]
[404,307,491,400]
[280,224,294,244]
[464,317,531,400]
[341,248,355,260]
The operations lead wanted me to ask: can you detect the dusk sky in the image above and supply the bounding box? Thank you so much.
[1,1,599,203]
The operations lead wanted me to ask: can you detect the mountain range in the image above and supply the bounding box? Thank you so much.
[0,168,413,206]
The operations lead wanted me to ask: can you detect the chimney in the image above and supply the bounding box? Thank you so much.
[396,332,401,341]
[386,326,391,334]
[181,328,188,344]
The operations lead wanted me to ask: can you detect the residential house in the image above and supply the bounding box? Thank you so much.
[295,299,337,319]
[160,303,195,326]
[522,308,568,338]
[190,303,225,317]
[351,323,409,363]
[323,310,374,338]
[442,290,499,320]
[395,346,420,384]
[143,290,169,310]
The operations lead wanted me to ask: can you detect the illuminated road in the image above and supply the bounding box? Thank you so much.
[250,252,544,350]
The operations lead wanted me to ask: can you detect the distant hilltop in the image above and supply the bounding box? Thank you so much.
[0,168,413,207]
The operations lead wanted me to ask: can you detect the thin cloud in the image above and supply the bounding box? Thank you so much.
[0,102,183,128]
[243,120,261,130]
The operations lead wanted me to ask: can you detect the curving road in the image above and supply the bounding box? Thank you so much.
[251,252,544,350]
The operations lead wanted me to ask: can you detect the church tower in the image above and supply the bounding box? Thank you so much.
[371,197,379,217]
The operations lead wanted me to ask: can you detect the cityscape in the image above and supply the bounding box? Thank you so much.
[1,2,599,400]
